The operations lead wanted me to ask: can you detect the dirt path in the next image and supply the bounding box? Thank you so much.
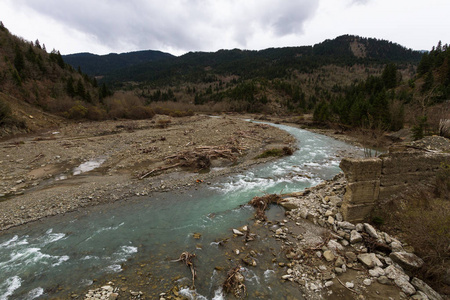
[0,114,294,232]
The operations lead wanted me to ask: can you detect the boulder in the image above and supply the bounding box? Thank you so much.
[389,252,424,272]
[358,253,382,269]
[385,265,416,295]
[411,277,443,300]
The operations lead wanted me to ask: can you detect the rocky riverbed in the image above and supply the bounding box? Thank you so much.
[80,172,444,300]
[0,114,294,232]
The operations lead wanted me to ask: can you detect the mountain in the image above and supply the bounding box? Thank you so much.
[100,35,422,85]
[63,50,174,76]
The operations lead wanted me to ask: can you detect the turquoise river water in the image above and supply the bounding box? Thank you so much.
[0,123,363,299]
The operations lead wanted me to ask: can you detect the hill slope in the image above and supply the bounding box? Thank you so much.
[63,50,174,76]
[0,22,102,136]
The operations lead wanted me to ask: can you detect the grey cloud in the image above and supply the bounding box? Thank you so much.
[16,0,320,53]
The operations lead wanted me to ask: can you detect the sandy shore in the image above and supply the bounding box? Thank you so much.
[0,114,295,232]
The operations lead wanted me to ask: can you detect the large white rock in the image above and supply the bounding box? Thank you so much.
[411,277,443,300]
[364,223,379,239]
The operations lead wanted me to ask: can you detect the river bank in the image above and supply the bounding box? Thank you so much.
[0,114,295,232]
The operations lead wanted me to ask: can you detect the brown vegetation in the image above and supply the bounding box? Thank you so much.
[375,164,450,295]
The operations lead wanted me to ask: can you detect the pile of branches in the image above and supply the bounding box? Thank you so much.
[222,266,247,299]
[140,144,244,179]
[248,194,283,221]
[172,252,197,288]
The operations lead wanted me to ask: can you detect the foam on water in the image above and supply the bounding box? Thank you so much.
[0,276,22,300]
[179,288,208,300]
[105,264,122,273]
[24,287,44,300]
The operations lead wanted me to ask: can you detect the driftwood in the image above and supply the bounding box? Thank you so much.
[362,232,391,255]
[222,266,247,299]
[139,163,182,179]
[172,252,197,288]
[248,194,283,221]
[139,144,245,179]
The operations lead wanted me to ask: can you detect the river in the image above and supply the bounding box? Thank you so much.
[0,123,363,299]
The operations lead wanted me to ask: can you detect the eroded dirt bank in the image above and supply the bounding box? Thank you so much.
[0,114,294,232]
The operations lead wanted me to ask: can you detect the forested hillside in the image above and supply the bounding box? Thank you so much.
[0,22,109,135]
[79,35,422,121]
[63,50,174,76]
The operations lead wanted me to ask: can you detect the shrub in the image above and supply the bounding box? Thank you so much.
[128,105,155,120]
[435,163,450,200]
[65,103,88,119]
[0,98,12,125]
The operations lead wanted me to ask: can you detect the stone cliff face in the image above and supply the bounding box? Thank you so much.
[340,145,450,222]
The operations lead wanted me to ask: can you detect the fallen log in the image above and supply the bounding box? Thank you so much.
[139,163,181,179]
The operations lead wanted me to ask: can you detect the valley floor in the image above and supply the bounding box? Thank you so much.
[0,114,294,232]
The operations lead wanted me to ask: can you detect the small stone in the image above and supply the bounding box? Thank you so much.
[275,228,283,235]
[109,293,119,300]
[309,283,318,290]
[345,252,357,262]
[282,274,293,280]
[316,251,322,258]
[350,230,363,244]
[363,279,372,286]
[327,240,344,253]
[345,282,354,289]
[327,216,335,224]
[364,223,379,239]
[377,276,391,285]
[335,256,345,267]
[233,229,244,236]
[325,210,334,217]
[337,221,356,230]
[335,267,344,274]
[355,223,364,232]
[340,239,349,246]
[101,285,113,292]
[325,281,334,287]
[390,241,404,252]
[369,266,385,277]
[323,250,335,262]
[358,253,382,269]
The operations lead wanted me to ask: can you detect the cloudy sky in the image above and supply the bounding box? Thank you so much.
[0,0,448,56]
